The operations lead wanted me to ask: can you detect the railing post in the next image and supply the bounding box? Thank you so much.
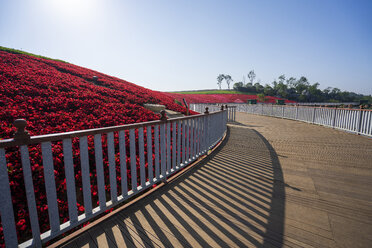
[332,108,337,128]
[261,104,264,115]
[14,119,30,141]
[160,110,167,181]
[295,105,299,120]
[0,148,18,247]
[312,107,316,123]
[357,110,363,135]
[204,107,210,151]
[233,106,236,122]
[282,106,285,118]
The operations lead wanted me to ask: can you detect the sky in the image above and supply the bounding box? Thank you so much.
[1,0,372,95]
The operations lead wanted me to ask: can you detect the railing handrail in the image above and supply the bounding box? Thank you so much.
[0,111,224,149]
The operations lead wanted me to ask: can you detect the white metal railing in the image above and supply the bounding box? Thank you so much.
[190,104,236,122]
[0,109,227,247]
[235,104,372,137]
[286,102,359,106]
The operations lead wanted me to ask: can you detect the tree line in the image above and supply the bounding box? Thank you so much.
[217,71,371,103]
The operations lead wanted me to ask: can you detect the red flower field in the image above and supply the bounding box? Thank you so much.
[0,50,196,245]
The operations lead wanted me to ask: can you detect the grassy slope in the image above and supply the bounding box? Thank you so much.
[0,46,68,63]
[169,89,257,95]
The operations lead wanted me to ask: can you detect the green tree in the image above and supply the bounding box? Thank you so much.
[233,82,244,91]
[264,84,275,96]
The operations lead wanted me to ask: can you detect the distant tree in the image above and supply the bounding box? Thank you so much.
[224,75,233,89]
[247,70,256,86]
[294,76,310,95]
[217,74,225,90]
[233,82,244,91]
[254,81,264,93]
[264,84,275,96]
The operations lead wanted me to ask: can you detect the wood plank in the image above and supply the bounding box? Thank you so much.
[94,134,106,208]
[20,145,41,245]
[154,125,160,180]
[166,122,171,175]
[41,141,60,233]
[129,129,137,192]
[172,122,176,171]
[107,132,117,203]
[160,123,166,178]
[147,126,153,183]
[0,148,18,247]
[63,139,78,223]
[119,131,128,197]
[80,136,92,215]
[138,127,146,188]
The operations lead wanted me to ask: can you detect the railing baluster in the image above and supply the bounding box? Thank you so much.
[147,126,153,183]
[197,118,201,156]
[190,118,194,159]
[177,121,181,168]
[118,131,128,197]
[166,122,171,174]
[160,123,166,178]
[194,118,198,156]
[107,132,117,203]
[172,122,176,171]
[138,127,146,188]
[94,134,106,208]
[63,138,78,223]
[0,148,18,247]
[154,125,160,179]
[186,119,190,162]
[79,136,92,215]
[129,129,137,192]
[41,141,60,233]
[19,145,41,246]
[182,120,186,165]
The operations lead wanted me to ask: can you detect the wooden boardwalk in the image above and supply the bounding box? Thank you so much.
[58,112,372,248]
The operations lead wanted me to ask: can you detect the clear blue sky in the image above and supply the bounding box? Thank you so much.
[1,0,371,95]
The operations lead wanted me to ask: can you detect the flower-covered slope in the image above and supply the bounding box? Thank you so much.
[1,49,196,245]
[0,50,190,139]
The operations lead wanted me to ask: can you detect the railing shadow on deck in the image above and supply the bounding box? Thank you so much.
[70,126,285,248]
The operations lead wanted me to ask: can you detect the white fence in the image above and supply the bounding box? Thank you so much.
[0,109,227,247]
[286,102,359,106]
[233,104,372,137]
[190,104,236,122]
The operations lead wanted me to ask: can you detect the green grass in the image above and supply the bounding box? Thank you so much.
[0,46,68,63]
[169,89,256,95]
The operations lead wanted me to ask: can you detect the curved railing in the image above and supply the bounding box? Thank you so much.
[190,103,236,122]
[0,109,227,247]
[191,103,371,137]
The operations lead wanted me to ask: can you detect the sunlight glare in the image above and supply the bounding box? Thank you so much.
[48,0,99,20]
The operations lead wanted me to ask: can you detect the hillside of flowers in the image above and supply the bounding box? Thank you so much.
[0,50,193,138]
[165,92,296,104]
[0,49,195,245]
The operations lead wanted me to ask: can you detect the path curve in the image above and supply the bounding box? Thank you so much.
[60,112,372,248]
